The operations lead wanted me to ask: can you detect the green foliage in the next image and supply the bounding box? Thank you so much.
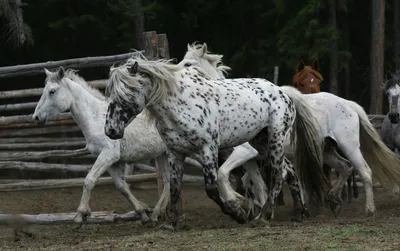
[0,0,393,110]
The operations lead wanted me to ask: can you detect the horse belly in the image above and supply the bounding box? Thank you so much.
[218,107,269,149]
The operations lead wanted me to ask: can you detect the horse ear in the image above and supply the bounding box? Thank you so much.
[44,68,52,76]
[312,59,320,71]
[57,66,65,80]
[297,60,305,72]
[129,61,139,75]
[201,43,208,56]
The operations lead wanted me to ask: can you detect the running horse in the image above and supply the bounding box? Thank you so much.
[291,59,359,204]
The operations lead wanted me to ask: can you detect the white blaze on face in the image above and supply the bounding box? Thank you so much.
[311,78,314,82]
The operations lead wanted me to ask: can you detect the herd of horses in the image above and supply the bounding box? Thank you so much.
[30,43,400,232]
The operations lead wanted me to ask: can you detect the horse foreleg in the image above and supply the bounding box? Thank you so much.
[241,159,267,220]
[217,142,258,221]
[74,150,119,225]
[151,153,171,222]
[163,149,185,231]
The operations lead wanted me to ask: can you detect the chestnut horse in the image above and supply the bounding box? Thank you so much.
[291,60,359,204]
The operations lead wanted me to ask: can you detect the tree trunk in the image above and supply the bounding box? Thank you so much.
[133,0,145,50]
[394,0,400,70]
[370,0,385,114]
[328,0,339,94]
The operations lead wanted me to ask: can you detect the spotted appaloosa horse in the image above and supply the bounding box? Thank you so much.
[104,55,328,230]
[178,42,400,219]
[293,60,359,205]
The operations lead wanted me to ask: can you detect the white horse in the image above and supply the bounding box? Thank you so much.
[32,68,172,225]
[103,54,328,230]
[179,42,400,217]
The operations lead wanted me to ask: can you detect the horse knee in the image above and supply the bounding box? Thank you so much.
[83,177,96,190]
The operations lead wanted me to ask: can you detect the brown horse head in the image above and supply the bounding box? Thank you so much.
[293,59,323,94]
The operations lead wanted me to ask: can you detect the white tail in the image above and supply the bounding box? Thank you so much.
[345,100,400,192]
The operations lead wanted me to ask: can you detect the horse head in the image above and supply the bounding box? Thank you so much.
[292,59,323,94]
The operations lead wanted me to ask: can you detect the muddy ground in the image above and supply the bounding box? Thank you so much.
[0,182,399,251]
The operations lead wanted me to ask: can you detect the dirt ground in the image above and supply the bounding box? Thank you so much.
[0,182,400,251]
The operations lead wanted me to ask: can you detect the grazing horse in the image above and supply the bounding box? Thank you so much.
[104,55,328,230]
[178,42,400,218]
[293,60,359,204]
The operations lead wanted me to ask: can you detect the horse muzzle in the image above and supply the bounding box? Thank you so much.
[105,128,124,140]
[388,112,400,124]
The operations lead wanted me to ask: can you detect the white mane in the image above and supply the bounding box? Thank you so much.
[46,69,107,101]
[183,42,231,77]
[107,54,182,107]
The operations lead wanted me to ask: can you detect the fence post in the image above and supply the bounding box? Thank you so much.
[142,31,159,59]
[273,66,279,85]
[157,34,170,59]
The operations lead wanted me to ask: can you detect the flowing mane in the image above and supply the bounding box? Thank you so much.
[46,69,107,101]
[184,42,231,77]
[107,54,182,107]
[292,66,324,85]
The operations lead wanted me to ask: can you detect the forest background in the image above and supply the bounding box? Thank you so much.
[0,0,393,113]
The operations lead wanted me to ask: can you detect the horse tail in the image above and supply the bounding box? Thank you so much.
[280,86,331,205]
[345,100,400,193]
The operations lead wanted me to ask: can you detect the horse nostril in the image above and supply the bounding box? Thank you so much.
[34,116,39,122]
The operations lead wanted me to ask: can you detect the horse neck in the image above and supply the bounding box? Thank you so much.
[65,80,108,138]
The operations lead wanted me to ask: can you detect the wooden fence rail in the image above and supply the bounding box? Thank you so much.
[0,51,144,79]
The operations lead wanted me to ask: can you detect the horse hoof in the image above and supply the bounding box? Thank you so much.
[248,218,269,228]
[143,220,158,228]
[329,200,342,217]
[291,210,303,222]
[365,210,375,217]
[303,207,311,218]
[160,224,176,231]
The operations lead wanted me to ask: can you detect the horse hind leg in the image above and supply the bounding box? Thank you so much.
[323,146,353,217]
[283,157,311,222]
[107,164,151,224]
[249,127,287,226]
[336,141,375,216]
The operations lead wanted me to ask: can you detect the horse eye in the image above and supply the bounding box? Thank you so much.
[49,89,56,95]
[184,62,192,67]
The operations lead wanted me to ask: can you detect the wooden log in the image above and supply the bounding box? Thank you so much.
[134,163,156,173]
[0,141,86,151]
[0,161,91,172]
[0,137,84,144]
[0,173,157,191]
[0,51,145,78]
[0,174,203,192]
[0,125,81,138]
[0,112,71,125]
[0,80,106,100]
[0,102,37,112]
[0,148,90,161]
[143,31,159,59]
[0,211,141,225]
[0,119,76,129]
[157,33,170,59]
